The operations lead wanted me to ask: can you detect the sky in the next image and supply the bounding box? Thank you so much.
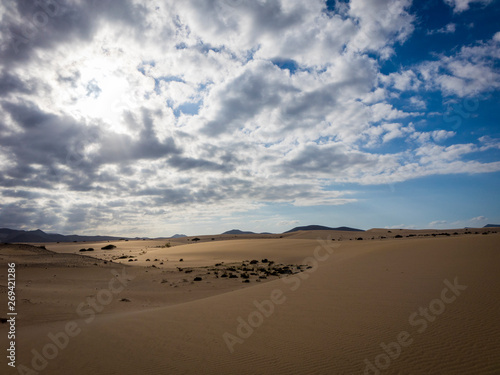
[0,0,499,237]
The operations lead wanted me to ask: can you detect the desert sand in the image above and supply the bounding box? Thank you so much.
[1,229,499,374]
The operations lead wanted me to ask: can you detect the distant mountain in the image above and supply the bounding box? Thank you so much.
[170,234,187,238]
[284,225,364,233]
[222,229,256,235]
[484,224,500,228]
[0,228,128,243]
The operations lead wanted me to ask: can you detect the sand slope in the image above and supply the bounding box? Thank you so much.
[1,235,499,374]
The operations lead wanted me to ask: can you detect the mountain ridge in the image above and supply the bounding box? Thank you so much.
[284,225,364,233]
[222,229,256,235]
[0,228,130,243]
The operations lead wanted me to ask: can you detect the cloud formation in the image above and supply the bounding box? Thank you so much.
[443,0,492,13]
[0,0,499,234]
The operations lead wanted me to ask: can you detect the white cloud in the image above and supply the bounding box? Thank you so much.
[380,69,422,91]
[478,136,500,151]
[427,23,456,35]
[347,0,415,58]
[386,224,418,229]
[383,36,500,97]
[470,216,487,222]
[277,220,300,226]
[409,97,427,109]
[443,0,492,13]
[428,220,448,228]
[431,130,456,142]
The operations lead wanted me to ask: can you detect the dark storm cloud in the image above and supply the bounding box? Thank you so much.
[0,100,98,168]
[138,176,339,208]
[280,143,377,175]
[0,0,146,66]
[94,110,182,165]
[65,205,89,224]
[0,189,42,199]
[139,187,192,205]
[166,155,231,172]
[0,201,61,229]
[277,83,340,130]
[0,101,181,190]
[135,177,254,206]
[178,0,307,46]
[0,71,34,96]
[201,61,294,136]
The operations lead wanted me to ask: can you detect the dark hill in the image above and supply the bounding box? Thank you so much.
[484,224,500,228]
[284,225,364,233]
[222,229,256,235]
[0,228,128,243]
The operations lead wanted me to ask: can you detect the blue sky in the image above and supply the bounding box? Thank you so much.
[0,0,499,236]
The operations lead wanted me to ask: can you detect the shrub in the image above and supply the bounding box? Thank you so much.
[101,244,116,250]
[395,235,403,238]
[194,277,202,281]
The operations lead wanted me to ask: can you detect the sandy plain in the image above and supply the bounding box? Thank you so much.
[0,228,499,374]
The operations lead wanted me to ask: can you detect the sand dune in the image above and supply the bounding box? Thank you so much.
[1,233,499,374]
